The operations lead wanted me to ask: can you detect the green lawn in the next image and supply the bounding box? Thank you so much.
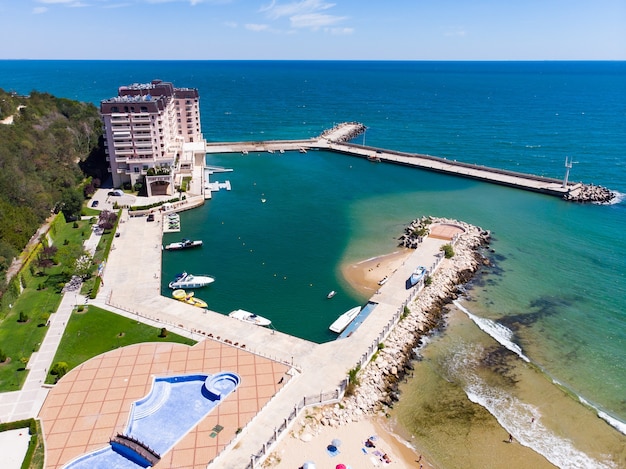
[0,216,94,392]
[46,306,195,384]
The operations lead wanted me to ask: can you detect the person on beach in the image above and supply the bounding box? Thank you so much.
[508,433,513,443]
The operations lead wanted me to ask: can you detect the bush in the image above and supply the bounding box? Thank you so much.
[441,243,454,259]
[159,327,168,338]
[345,365,361,396]
[0,349,6,362]
[50,362,68,379]
[18,311,28,323]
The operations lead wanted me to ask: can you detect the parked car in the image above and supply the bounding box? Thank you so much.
[147,214,155,222]
[108,189,123,196]
[91,200,99,207]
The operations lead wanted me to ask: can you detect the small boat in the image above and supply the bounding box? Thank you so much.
[164,238,203,250]
[168,272,215,289]
[406,266,427,289]
[228,309,271,327]
[327,290,336,299]
[279,149,285,154]
[299,148,307,153]
[329,306,361,333]
[172,289,207,308]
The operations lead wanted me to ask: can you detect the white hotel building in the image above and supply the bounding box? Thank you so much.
[101,80,206,197]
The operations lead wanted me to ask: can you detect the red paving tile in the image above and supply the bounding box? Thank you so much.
[39,339,289,469]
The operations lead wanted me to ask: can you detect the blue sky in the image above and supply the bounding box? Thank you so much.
[1,0,625,60]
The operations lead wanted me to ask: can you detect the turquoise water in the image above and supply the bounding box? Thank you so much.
[2,60,624,466]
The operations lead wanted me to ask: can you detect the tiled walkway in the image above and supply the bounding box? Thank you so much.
[39,340,289,469]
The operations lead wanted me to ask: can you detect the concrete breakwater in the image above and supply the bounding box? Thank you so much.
[205,121,615,204]
[290,218,491,428]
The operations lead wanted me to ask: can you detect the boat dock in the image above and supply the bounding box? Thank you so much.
[204,122,613,202]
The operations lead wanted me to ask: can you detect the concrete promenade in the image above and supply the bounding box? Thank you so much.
[91,208,449,468]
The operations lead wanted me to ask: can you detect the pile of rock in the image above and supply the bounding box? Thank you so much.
[397,216,432,249]
[564,184,615,203]
[320,122,366,143]
[307,218,490,428]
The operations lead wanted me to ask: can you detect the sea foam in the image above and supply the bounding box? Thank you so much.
[446,343,617,469]
[453,300,530,362]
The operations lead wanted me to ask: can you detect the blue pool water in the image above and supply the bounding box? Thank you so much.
[64,372,240,469]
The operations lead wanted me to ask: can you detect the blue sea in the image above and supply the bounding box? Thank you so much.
[1,60,624,468]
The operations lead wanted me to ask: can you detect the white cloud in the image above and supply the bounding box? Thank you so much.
[328,27,353,35]
[245,23,270,32]
[445,29,467,37]
[33,6,48,13]
[290,12,344,30]
[261,0,335,20]
[36,0,79,4]
[260,0,350,32]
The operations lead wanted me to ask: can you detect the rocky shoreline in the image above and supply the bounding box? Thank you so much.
[301,218,491,429]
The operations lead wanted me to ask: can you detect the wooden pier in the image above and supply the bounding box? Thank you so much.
[204,122,613,203]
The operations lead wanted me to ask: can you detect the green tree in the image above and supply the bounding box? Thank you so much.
[59,188,84,220]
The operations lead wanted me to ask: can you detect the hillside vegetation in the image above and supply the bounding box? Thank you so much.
[0,88,106,287]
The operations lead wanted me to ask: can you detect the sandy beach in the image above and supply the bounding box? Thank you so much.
[266,410,431,469]
[341,249,413,295]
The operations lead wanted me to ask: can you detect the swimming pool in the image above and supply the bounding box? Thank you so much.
[63,372,240,469]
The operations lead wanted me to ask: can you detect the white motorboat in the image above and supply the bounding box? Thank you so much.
[327,290,336,299]
[228,309,271,327]
[329,306,361,333]
[168,272,215,289]
[164,238,203,250]
[406,266,427,289]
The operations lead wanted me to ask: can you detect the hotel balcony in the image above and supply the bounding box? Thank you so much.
[131,116,151,124]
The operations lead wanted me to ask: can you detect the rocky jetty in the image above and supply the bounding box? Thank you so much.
[564,183,615,203]
[319,122,366,143]
[294,218,490,431]
[397,216,431,249]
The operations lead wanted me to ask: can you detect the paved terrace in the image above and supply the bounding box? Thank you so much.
[90,209,449,468]
[205,122,580,199]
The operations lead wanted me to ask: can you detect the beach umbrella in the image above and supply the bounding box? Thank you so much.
[327,444,337,452]
[300,433,313,442]
[331,438,342,447]
[302,462,316,469]
[336,465,347,469]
